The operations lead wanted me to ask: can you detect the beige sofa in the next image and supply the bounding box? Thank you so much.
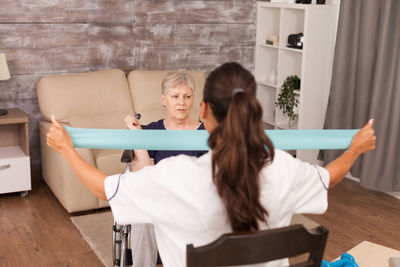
[37,69,206,213]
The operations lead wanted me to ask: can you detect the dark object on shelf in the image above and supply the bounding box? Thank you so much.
[287,33,304,49]
[295,0,312,4]
[0,109,8,116]
[266,35,279,46]
[317,0,326,4]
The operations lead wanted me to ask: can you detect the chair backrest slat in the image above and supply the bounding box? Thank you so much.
[187,224,328,267]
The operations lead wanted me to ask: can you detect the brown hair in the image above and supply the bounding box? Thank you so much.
[203,62,275,232]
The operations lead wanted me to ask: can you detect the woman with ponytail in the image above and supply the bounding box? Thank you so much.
[203,64,274,232]
[47,62,376,267]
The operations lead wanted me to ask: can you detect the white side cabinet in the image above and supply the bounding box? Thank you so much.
[0,108,31,195]
[255,2,339,163]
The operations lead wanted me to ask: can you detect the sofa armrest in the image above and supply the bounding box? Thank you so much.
[39,121,101,213]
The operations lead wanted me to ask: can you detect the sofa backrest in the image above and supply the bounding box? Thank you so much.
[127,70,206,125]
[37,69,134,129]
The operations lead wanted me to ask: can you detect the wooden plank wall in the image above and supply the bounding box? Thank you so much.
[0,0,257,168]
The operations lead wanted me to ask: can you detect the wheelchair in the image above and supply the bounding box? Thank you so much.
[112,113,160,267]
[112,113,163,267]
[112,149,134,267]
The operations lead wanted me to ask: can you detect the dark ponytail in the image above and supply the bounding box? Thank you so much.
[204,62,275,232]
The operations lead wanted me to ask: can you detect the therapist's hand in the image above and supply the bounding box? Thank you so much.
[47,115,74,154]
[348,119,376,158]
[124,114,142,130]
[47,115,107,200]
[326,119,376,188]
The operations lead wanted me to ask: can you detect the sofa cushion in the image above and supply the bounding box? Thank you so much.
[127,70,206,125]
[66,113,128,129]
[92,149,126,176]
[37,69,134,128]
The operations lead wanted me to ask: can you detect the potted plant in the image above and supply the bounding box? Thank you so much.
[275,75,300,123]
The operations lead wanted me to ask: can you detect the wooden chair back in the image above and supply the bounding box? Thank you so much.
[186,224,328,267]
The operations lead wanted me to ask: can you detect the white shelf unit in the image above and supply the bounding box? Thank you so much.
[255,2,339,163]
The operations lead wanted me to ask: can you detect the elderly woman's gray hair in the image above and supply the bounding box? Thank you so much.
[161,72,196,95]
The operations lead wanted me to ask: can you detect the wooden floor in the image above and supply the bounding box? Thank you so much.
[0,172,399,266]
[0,172,103,267]
[306,178,400,260]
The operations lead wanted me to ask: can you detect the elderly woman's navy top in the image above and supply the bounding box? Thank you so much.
[142,119,208,164]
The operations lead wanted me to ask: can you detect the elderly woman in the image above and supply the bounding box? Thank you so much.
[124,71,207,266]
[124,71,207,166]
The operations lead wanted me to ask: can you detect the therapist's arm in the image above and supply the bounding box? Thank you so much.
[46,116,108,200]
[325,119,376,188]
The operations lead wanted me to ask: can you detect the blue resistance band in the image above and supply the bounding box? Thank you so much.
[65,127,358,150]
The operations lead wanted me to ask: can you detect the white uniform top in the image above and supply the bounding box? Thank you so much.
[105,149,329,267]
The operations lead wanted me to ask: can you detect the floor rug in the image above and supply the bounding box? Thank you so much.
[71,211,114,267]
[71,211,319,267]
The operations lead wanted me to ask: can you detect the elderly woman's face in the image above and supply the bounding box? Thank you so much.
[161,84,194,120]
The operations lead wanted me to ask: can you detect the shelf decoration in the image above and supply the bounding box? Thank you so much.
[266,35,279,46]
[268,70,277,84]
[275,75,300,123]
